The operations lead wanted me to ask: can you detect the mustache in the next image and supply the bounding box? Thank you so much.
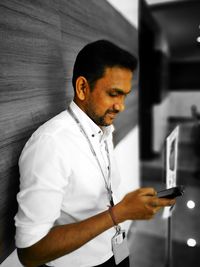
[105,109,119,114]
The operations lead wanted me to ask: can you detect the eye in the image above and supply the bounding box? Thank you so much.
[108,92,118,97]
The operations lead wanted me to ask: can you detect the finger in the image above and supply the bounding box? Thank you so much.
[147,196,175,208]
[154,206,162,213]
[149,198,159,207]
[156,198,176,207]
[145,204,160,217]
[146,197,161,209]
[139,187,157,197]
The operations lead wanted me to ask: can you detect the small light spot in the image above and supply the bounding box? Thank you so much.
[187,238,196,247]
[187,200,195,209]
[197,36,200,43]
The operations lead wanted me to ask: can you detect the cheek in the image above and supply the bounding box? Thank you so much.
[100,99,113,113]
[91,90,114,113]
[95,94,110,109]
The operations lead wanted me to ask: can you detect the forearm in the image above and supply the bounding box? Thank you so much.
[17,209,115,267]
[17,188,175,267]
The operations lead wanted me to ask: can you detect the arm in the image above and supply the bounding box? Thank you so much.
[17,187,175,267]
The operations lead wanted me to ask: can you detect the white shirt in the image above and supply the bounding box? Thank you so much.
[15,101,122,267]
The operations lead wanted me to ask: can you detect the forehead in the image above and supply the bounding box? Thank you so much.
[103,66,133,79]
[97,67,133,91]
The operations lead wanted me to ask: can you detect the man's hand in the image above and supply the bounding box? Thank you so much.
[113,187,175,223]
[17,187,175,267]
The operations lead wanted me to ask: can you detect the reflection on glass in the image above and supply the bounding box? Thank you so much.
[169,139,175,171]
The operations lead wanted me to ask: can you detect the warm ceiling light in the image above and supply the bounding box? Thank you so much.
[187,238,197,247]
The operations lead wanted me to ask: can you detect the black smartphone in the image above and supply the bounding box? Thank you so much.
[157,186,185,199]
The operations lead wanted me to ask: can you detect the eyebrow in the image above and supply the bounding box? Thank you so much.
[109,88,131,95]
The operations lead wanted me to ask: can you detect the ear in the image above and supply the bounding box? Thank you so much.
[75,76,89,101]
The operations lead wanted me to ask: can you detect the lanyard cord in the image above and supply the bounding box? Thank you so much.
[68,107,114,206]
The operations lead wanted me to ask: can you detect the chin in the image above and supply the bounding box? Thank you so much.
[102,120,113,127]
[97,121,111,127]
[94,116,113,127]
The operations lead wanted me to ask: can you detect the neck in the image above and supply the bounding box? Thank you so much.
[73,98,104,130]
[73,97,85,111]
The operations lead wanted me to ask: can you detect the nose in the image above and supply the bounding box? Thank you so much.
[113,101,125,112]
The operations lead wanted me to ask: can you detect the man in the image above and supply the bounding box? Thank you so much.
[15,40,175,267]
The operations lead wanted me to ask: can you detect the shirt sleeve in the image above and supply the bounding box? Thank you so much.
[15,133,70,248]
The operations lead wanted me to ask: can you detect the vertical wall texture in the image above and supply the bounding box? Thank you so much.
[0,0,66,262]
[0,0,138,263]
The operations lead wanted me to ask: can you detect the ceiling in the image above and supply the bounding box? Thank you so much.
[107,0,200,62]
[106,0,138,28]
[146,0,200,62]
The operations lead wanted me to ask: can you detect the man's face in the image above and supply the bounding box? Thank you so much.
[83,67,133,127]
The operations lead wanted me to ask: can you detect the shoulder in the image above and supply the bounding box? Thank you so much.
[21,110,79,154]
[31,110,79,140]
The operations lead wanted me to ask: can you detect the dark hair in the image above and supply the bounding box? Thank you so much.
[72,40,137,91]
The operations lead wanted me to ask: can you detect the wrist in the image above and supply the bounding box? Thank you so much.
[108,206,118,226]
[108,203,125,225]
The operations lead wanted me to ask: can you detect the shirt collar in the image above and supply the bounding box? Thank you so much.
[69,101,114,142]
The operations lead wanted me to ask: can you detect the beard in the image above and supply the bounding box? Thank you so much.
[85,107,119,127]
